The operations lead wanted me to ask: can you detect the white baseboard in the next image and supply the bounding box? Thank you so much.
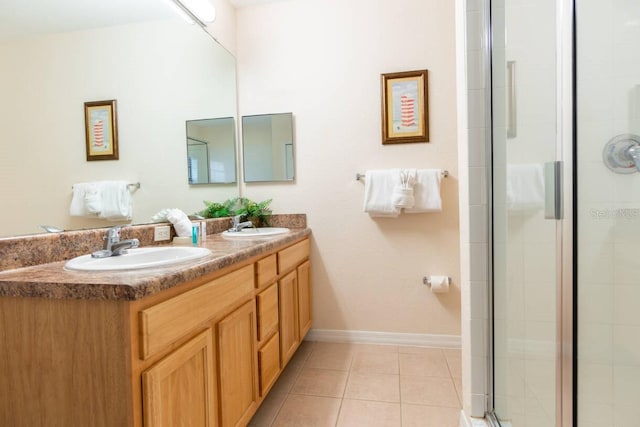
[305,328,461,348]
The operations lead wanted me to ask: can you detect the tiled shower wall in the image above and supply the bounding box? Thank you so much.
[458,0,490,419]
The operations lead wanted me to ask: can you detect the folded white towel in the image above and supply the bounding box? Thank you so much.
[70,182,100,217]
[392,186,415,208]
[506,164,544,211]
[98,181,132,220]
[166,208,192,237]
[363,169,401,218]
[70,181,132,219]
[404,169,443,213]
[391,169,416,208]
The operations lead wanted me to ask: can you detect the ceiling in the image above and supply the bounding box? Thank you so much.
[0,0,174,41]
[0,0,290,42]
[227,0,284,8]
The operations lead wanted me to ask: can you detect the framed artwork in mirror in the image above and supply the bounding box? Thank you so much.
[84,99,118,161]
[381,69,429,144]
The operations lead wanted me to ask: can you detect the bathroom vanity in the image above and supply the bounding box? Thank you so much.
[0,226,311,427]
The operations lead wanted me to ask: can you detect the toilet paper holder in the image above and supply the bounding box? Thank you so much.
[422,276,451,287]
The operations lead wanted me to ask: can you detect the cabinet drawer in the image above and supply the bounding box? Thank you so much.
[256,283,279,343]
[258,332,280,396]
[277,239,309,273]
[256,254,277,289]
[139,264,254,360]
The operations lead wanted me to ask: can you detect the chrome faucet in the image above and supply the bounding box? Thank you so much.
[228,215,255,232]
[91,225,140,258]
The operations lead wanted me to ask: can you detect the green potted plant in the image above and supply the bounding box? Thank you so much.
[200,198,235,218]
[232,197,273,227]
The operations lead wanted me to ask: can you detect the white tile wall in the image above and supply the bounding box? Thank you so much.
[458,0,490,419]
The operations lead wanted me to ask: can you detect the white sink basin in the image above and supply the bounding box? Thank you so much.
[64,246,212,271]
[221,227,289,238]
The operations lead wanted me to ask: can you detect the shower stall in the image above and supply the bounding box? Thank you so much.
[485,0,640,425]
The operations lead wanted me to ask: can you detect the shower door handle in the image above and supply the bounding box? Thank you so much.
[507,61,517,138]
[544,161,563,220]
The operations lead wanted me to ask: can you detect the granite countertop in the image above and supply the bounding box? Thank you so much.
[0,228,311,301]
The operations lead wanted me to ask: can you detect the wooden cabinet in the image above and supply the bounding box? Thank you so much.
[139,265,254,360]
[0,235,311,427]
[142,329,216,427]
[297,260,312,339]
[217,300,258,427]
[278,270,299,366]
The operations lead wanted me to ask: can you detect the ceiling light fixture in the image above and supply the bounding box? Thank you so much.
[166,0,195,25]
[169,0,216,27]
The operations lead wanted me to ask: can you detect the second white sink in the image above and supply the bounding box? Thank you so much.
[64,246,212,271]
[221,227,289,238]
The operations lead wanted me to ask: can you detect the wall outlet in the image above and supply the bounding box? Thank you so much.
[154,225,171,242]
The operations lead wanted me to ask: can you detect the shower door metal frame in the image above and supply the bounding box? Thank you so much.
[484,0,576,425]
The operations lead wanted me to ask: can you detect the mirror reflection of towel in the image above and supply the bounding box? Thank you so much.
[506,164,544,211]
[70,181,132,220]
[99,181,132,220]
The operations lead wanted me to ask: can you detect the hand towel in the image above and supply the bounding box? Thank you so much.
[98,181,132,220]
[166,209,192,237]
[404,169,443,213]
[70,182,100,217]
[363,169,401,217]
[506,164,544,211]
[391,169,417,208]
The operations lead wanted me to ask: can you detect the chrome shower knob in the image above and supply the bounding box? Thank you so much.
[603,134,640,174]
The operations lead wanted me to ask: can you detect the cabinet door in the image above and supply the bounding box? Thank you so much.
[258,332,280,396]
[217,300,258,427]
[278,271,299,366]
[297,260,312,339]
[142,329,216,427]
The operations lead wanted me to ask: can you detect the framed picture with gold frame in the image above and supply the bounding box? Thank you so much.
[84,99,118,161]
[381,70,429,144]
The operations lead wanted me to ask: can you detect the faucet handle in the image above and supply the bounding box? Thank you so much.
[105,225,122,237]
[232,215,242,227]
[104,224,130,243]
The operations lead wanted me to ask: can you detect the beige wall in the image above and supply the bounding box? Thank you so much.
[236,0,461,336]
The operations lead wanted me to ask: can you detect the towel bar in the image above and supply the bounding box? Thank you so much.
[355,170,448,181]
[71,182,141,190]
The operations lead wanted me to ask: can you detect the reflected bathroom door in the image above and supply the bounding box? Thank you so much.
[491,0,563,425]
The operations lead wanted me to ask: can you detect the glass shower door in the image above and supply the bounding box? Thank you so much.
[491,0,561,425]
[576,1,640,426]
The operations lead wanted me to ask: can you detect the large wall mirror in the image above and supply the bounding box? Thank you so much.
[0,0,238,237]
[242,113,295,182]
[187,117,237,184]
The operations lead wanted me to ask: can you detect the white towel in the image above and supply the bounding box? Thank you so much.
[506,164,544,211]
[363,169,401,217]
[70,182,100,216]
[391,169,417,208]
[404,169,443,213]
[166,208,192,237]
[98,181,132,220]
[70,181,132,220]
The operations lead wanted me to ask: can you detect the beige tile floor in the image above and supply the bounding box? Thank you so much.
[249,341,462,427]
